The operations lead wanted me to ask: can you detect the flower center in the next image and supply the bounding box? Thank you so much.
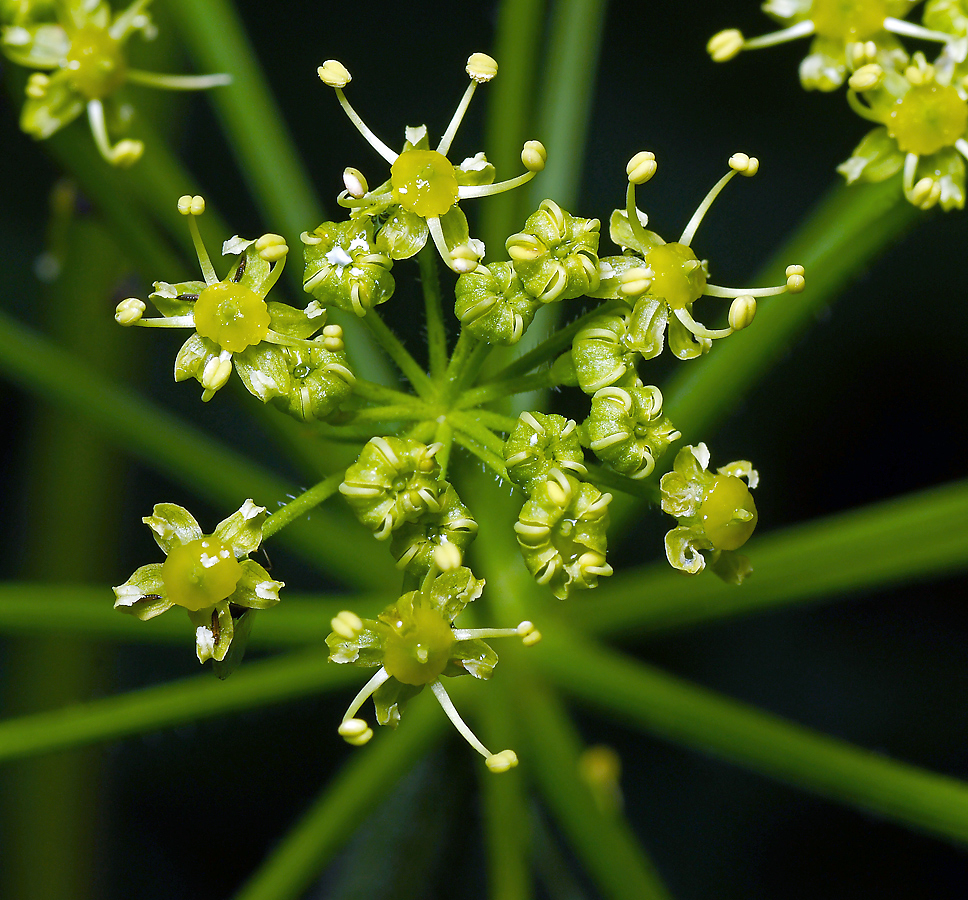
[391,149,460,218]
[65,25,127,99]
[194,282,271,353]
[383,604,455,685]
[889,83,968,156]
[809,0,888,41]
[645,242,707,310]
[162,536,243,612]
[700,475,758,551]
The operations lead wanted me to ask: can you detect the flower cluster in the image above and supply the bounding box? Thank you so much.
[1,0,229,165]
[709,0,968,209]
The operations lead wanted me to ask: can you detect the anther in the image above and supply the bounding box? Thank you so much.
[785,264,806,293]
[115,297,145,325]
[338,718,373,746]
[619,266,654,298]
[255,233,289,262]
[26,72,49,98]
[627,151,657,184]
[707,29,745,62]
[331,609,364,639]
[318,59,352,88]
[177,194,206,216]
[910,176,941,209]
[729,153,758,176]
[485,749,519,773]
[322,323,344,351]
[728,296,757,330]
[522,140,547,172]
[343,166,368,198]
[466,52,498,83]
[849,63,883,91]
[433,542,463,572]
[201,354,232,395]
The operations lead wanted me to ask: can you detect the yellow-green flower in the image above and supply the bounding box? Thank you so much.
[1,0,229,165]
[316,54,545,273]
[113,500,283,664]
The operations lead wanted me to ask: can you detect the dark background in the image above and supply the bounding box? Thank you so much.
[2,1,968,897]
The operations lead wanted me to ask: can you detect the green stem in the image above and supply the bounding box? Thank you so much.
[458,369,558,408]
[352,378,420,406]
[453,430,508,480]
[363,311,435,397]
[443,329,486,401]
[419,245,448,380]
[540,631,968,845]
[262,472,345,540]
[433,418,455,482]
[0,650,359,764]
[514,671,672,900]
[583,462,661,501]
[449,410,508,457]
[471,408,520,434]
[0,310,391,588]
[232,697,444,900]
[349,404,432,425]
[563,476,968,639]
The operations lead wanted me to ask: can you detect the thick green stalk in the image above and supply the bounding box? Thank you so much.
[564,477,968,638]
[232,697,444,900]
[0,310,391,588]
[262,472,345,540]
[0,650,358,764]
[514,672,671,900]
[541,631,968,844]
[419,245,448,380]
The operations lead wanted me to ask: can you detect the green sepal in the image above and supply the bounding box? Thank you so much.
[664,524,711,575]
[799,36,847,91]
[233,559,284,609]
[234,344,292,403]
[454,151,496,186]
[302,220,395,317]
[438,204,471,251]
[503,411,586,492]
[507,200,601,302]
[626,295,669,360]
[173,333,219,385]
[608,208,662,256]
[660,443,713,519]
[326,616,387,666]
[142,502,203,554]
[267,300,326,339]
[112,562,173,619]
[427,566,485,623]
[571,312,642,394]
[446,638,498,680]
[667,311,711,360]
[837,126,905,185]
[212,608,255,680]
[389,485,478,576]
[376,206,429,260]
[373,677,422,728]
[20,68,84,139]
[454,261,538,345]
[149,280,205,318]
[187,603,234,664]
[1,22,70,67]
[214,499,268,557]
[221,236,277,296]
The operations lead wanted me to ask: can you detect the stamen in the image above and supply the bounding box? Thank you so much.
[125,70,233,90]
[679,154,756,248]
[957,138,968,162]
[177,194,218,284]
[108,0,152,40]
[341,666,391,725]
[427,216,459,272]
[430,679,517,773]
[457,169,537,199]
[883,17,960,50]
[437,79,478,157]
[741,20,815,50]
[86,99,143,167]
[127,314,197,328]
[704,283,788,298]
[673,307,733,340]
[625,182,654,251]
[846,89,883,123]
[333,87,398,165]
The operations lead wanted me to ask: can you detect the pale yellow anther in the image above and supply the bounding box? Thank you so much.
[785,264,806,293]
[433,542,463,572]
[729,153,759,176]
[255,232,289,262]
[485,749,519,773]
[343,166,368,198]
[728,295,757,330]
[546,479,569,508]
[112,140,144,168]
[318,59,351,88]
[331,609,364,639]
[905,62,935,86]
[115,297,145,325]
[26,72,49,98]
[177,194,206,216]
[846,40,878,69]
[627,151,657,185]
[619,266,654,298]
[451,243,483,273]
[849,63,884,92]
[338,718,373,746]
[910,176,941,209]
[322,323,344,352]
[201,356,233,393]
[708,29,745,62]
[521,140,547,172]
[516,621,542,647]
[466,52,498,82]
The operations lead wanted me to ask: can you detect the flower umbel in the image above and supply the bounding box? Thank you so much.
[316,53,546,273]
[1,0,230,165]
[326,558,540,772]
[113,499,283,665]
